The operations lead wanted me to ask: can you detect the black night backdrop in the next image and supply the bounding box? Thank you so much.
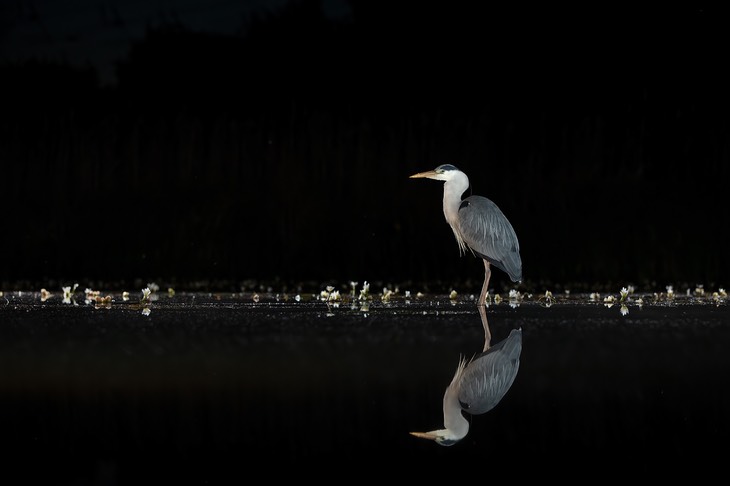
[2,1,728,293]
[3,3,730,484]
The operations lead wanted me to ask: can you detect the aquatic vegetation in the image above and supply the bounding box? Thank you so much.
[712,289,727,303]
[319,286,341,303]
[358,281,370,301]
[93,295,112,309]
[538,290,554,307]
[62,283,79,304]
[619,287,629,302]
[3,278,727,319]
[84,288,101,304]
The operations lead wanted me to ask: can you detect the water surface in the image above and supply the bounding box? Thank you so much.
[1,288,727,482]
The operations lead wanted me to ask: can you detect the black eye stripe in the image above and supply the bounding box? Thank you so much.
[436,163,458,172]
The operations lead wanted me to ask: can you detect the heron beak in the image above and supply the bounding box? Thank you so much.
[409,431,438,441]
[409,170,438,179]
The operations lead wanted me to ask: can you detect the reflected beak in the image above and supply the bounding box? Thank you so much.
[409,170,437,179]
[409,431,438,440]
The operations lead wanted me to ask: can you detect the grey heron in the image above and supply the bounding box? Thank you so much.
[410,316,522,446]
[410,164,523,306]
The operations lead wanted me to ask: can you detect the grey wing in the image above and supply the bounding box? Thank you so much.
[458,328,522,415]
[458,195,523,282]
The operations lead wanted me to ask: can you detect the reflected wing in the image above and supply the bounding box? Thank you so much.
[458,328,522,414]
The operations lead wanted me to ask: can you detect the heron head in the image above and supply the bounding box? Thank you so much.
[409,164,461,182]
[409,429,461,446]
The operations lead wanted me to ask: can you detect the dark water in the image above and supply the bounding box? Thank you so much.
[1,288,728,483]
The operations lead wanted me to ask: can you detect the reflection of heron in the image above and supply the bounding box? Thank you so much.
[411,309,522,446]
[410,164,522,306]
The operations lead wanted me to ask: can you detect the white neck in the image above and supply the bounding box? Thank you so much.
[442,171,470,253]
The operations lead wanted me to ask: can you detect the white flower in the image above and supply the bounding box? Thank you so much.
[359,281,370,301]
[62,284,78,304]
[620,287,629,302]
[620,304,629,316]
[141,287,151,301]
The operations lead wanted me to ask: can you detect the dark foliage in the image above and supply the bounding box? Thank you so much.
[1,1,728,291]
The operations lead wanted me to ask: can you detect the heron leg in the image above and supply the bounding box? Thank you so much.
[478,259,492,308]
[479,304,492,351]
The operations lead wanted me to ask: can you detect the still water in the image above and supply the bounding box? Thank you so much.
[1,288,728,483]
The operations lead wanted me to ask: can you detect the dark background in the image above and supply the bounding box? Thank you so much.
[2,1,728,293]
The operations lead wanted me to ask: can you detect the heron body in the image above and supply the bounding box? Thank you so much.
[459,328,522,414]
[410,164,523,305]
[410,328,523,445]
